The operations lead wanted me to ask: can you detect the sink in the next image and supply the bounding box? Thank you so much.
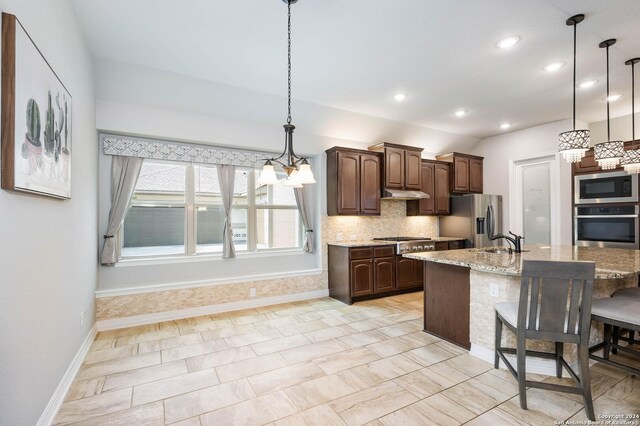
[474,247,530,254]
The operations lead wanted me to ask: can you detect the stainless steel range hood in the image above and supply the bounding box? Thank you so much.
[382,189,430,200]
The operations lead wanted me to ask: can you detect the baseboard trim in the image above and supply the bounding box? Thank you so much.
[470,343,557,376]
[95,268,324,298]
[96,289,330,331]
[37,324,97,426]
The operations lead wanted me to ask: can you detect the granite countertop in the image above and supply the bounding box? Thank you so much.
[403,245,640,279]
[327,236,466,248]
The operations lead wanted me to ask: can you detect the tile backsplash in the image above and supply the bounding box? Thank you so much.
[321,199,439,243]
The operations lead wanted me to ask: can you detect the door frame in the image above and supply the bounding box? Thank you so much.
[508,152,561,246]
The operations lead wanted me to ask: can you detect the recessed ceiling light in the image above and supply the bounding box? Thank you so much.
[499,123,512,130]
[453,109,468,118]
[543,62,565,72]
[496,36,520,50]
[604,93,622,102]
[393,93,407,102]
[579,80,598,89]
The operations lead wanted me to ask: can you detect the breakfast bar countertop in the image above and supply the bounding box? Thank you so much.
[403,245,640,279]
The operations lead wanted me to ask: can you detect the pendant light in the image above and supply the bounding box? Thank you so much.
[558,14,590,164]
[259,0,316,187]
[621,58,640,174]
[594,39,624,170]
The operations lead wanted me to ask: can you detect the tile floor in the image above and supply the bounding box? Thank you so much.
[54,292,640,425]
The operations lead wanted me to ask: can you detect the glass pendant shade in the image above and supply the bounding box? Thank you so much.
[282,170,303,188]
[621,149,640,174]
[297,161,316,184]
[259,163,278,186]
[594,141,624,169]
[558,129,590,163]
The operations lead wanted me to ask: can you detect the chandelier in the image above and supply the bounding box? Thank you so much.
[558,14,590,164]
[259,0,315,188]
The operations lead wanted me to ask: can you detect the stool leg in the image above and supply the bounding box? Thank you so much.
[612,326,619,355]
[517,331,527,410]
[631,330,636,345]
[604,324,612,361]
[555,342,564,378]
[578,342,595,421]
[494,312,502,369]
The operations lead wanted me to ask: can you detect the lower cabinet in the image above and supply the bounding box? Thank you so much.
[396,257,423,290]
[329,245,419,304]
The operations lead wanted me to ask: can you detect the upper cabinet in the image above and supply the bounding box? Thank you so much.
[368,143,423,191]
[436,152,484,194]
[407,160,450,216]
[326,147,381,216]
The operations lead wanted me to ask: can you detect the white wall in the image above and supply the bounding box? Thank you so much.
[589,112,640,143]
[471,119,585,246]
[95,60,479,291]
[0,1,97,425]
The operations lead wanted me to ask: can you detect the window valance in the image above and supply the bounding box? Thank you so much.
[101,134,275,168]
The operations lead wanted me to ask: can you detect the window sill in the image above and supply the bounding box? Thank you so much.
[112,248,309,268]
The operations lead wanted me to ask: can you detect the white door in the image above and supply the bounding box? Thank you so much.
[510,155,559,246]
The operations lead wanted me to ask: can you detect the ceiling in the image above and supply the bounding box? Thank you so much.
[71,0,640,139]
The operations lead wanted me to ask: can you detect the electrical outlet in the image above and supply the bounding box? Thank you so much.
[336,233,343,241]
[349,234,357,241]
[249,288,256,297]
[80,311,85,327]
[489,282,499,298]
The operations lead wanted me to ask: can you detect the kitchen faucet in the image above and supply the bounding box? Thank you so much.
[490,230,524,253]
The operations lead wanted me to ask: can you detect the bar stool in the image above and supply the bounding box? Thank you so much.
[611,286,640,348]
[494,260,596,421]
[589,296,640,376]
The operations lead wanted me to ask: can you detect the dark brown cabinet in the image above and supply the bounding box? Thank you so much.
[406,160,450,216]
[396,257,416,289]
[374,257,395,293]
[327,147,381,216]
[350,260,373,296]
[436,152,484,194]
[369,143,424,192]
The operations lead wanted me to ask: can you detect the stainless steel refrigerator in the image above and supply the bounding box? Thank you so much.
[439,194,503,248]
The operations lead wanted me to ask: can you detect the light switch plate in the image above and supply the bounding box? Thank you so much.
[336,233,343,241]
[490,282,499,298]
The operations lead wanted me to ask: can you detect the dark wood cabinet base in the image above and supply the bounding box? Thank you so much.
[423,261,470,349]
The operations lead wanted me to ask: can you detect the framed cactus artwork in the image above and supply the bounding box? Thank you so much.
[1,13,72,199]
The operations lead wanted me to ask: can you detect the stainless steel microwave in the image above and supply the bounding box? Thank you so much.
[574,171,638,205]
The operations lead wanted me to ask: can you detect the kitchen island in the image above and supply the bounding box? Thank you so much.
[404,245,640,372]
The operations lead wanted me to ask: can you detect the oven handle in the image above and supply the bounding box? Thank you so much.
[575,215,639,219]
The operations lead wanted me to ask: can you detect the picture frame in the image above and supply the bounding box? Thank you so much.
[1,12,72,199]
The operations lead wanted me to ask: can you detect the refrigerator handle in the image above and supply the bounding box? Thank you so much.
[487,205,495,239]
[476,217,485,235]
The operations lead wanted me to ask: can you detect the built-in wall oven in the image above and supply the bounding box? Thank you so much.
[574,205,639,249]
[574,171,638,204]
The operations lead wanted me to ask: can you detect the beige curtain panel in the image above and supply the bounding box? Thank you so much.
[217,164,237,259]
[294,186,315,253]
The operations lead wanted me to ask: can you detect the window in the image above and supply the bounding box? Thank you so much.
[121,161,303,259]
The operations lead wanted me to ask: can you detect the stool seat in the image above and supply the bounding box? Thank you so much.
[591,297,640,328]
[495,302,518,327]
[613,287,640,299]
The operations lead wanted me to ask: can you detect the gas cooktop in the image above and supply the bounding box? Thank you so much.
[372,237,435,254]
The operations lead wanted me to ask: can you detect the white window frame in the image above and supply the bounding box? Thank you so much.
[119,160,303,261]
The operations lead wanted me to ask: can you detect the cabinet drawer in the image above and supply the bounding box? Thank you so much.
[373,246,395,258]
[350,248,373,260]
[434,241,449,251]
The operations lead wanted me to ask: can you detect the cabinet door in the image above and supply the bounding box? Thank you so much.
[405,150,422,190]
[434,163,450,215]
[469,158,483,193]
[337,151,360,215]
[396,257,416,289]
[453,156,470,193]
[360,153,381,215]
[350,260,373,296]
[385,147,405,189]
[374,257,395,293]
[419,162,435,214]
[434,241,449,251]
[414,259,424,288]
